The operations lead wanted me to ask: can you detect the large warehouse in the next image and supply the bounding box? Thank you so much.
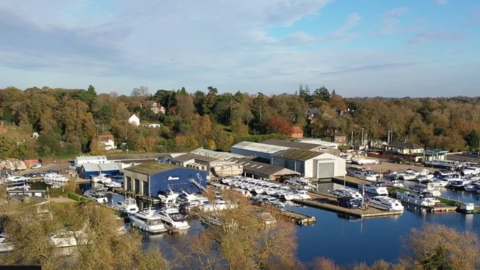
[231,141,289,161]
[226,157,300,180]
[271,149,346,179]
[77,163,122,179]
[123,163,207,197]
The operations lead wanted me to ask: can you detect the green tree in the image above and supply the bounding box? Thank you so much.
[313,86,330,101]
[465,130,480,150]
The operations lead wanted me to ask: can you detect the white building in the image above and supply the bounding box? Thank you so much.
[294,139,339,150]
[271,149,346,179]
[74,156,111,166]
[98,135,115,150]
[231,141,289,161]
[128,114,140,126]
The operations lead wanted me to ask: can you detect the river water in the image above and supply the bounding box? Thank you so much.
[79,181,480,266]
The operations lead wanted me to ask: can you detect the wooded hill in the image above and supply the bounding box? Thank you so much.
[0,84,479,159]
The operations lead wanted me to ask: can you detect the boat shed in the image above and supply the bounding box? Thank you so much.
[271,149,346,179]
[231,141,289,161]
[74,156,110,166]
[77,163,122,179]
[226,157,300,180]
[261,139,325,151]
[123,163,207,197]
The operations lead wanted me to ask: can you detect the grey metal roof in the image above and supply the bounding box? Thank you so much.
[272,149,323,161]
[231,141,289,154]
[262,139,321,151]
[227,157,300,176]
[190,148,244,159]
[81,163,100,172]
[171,153,219,163]
[388,141,423,150]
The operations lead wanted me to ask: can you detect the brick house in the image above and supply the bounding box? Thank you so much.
[289,126,304,139]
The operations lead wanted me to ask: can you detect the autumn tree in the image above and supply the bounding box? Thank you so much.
[402,224,480,270]
[266,117,293,137]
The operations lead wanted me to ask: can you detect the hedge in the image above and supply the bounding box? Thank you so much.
[67,192,91,202]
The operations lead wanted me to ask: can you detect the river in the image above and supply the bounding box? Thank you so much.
[81,181,480,266]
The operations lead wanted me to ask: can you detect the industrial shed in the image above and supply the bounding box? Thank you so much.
[169,153,242,178]
[271,149,346,179]
[231,141,289,161]
[74,156,109,166]
[190,148,244,159]
[226,157,300,180]
[77,163,122,179]
[123,163,207,197]
[261,139,324,151]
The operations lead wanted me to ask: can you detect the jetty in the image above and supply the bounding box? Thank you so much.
[277,209,316,225]
[293,193,403,219]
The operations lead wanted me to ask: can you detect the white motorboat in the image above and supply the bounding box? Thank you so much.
[83,190,108,204]
[448,180,471,190]
[399,173,416,181]
[330,188,363,199]
[464,183,480,192]
[158,189,180,204]
[369,196,404,211]
[396,191,439,207]
[254,195,285,208]
[285,177,316,190]
[460,203,475,212]
[156,208,190,232]
[129,207,168,234]
[5,181,30,191]
[105,181,122,188]
[282,190,311,201]
[49,229,88,247]
[112,197,139,214]
[462,166,480,176]
[0,233,14,253]
[357,181,388,196]
[44,173,68,182]
[432,178,449,187]
[92,173,112,184]
[6,174,29,183]
[177,191,209,204]
[355,170,379,181]
[412,183,442,197]
[384,179,404,188]
[199,199,237,212]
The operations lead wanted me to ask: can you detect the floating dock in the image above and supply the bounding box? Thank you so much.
[277,209,316,226]
[293,193,403,219]
[427,204,457,213]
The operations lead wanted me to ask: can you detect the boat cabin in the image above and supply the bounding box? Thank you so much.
[337,196,361,209]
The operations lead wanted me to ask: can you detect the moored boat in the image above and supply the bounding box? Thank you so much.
[129,207,168,234]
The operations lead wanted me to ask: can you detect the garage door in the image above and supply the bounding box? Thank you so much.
[317,162,335,179]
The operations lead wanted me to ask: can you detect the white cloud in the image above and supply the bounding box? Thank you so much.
[408,30,469,44]
[373,7,415,36]
[435,0,448,6]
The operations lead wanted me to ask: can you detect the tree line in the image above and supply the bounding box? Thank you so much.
[1,84,480,159]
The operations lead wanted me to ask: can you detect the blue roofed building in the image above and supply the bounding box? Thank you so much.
[77,163,122,179]
[123,163,207,197]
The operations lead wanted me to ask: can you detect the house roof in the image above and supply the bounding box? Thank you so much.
[125,162,190,175]
[98,135,114,141]
[226,157,300,176]
[291,126,303,134]
[171,153,219,163]
[262,139,320,151]
[308,108,320,115]
[388,141,423,150]
[231,141,290,154]
[272,149,323,161]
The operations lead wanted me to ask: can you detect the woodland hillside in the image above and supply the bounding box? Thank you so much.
[0,84,479,159]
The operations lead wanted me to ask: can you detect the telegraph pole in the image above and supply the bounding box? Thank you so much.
[361,128,364,150]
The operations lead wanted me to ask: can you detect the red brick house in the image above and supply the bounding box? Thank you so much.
[289,126,304,139]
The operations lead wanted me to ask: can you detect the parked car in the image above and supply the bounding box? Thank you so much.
[11,169,21,174]
[31,164,42,169]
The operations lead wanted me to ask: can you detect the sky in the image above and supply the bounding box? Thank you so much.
[0,0,479,97]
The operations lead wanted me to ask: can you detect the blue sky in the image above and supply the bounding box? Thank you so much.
[0,0,479,97]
